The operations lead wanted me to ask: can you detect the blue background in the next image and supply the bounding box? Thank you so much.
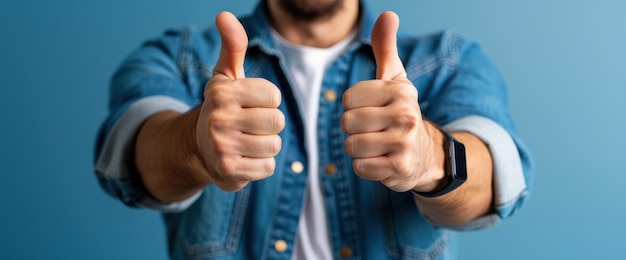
[1,0,624,259]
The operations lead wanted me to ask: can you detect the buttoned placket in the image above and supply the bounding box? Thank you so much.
[316,48,367,259]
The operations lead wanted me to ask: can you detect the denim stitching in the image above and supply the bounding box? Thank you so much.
[177,26,191,76]
[378,184,450,259]
[226,186,250,251]
[183,187,250,260]
[337,51,369,258]
[403,31,463,82]
[406,55,445,81]
[441,31,462,70]
[378,185,400,258]
[399,232,449,260]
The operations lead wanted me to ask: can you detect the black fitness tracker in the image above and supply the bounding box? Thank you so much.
[412,130,467,198]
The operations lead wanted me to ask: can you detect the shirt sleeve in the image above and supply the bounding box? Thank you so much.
[422,116,528,231]
[94,96,202,212]
[412,31,534,230]
[93,26,208,212]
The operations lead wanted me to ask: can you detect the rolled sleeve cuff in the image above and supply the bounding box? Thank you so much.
[94,95,201,212]
[429,115,528,231]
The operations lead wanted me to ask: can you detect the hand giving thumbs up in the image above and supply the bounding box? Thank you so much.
[342,12,446,193]
[195,12,286,192]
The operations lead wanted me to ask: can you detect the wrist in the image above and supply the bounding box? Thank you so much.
[171,107,212,186]
[411,120,447,193]
[412,121,468,198]
[135,108,210,202]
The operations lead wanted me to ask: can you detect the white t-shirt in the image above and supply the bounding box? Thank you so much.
[270,29,357,260]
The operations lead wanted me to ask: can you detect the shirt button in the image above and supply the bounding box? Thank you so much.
[324,90,337,102]
[324,163,337,175]
[274,240,288,253]
[340,246,353,258]
[291,161,304,174]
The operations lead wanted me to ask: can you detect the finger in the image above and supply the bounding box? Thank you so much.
[213,157,275,191]
[230,157,275,181]
[234,134,282,158]
[342,79,416,110]
[345,132,394,158]
[342,107,390,134]
[343,102,420,134]
[342,80,393,109]
[371,11,406,80]
[214,11,248,79]
[352,157,391,181]
[233,78,282,108]
[380,176,416,192]
[205,78,281,108]
[238,108,285,135]
[353,157,415,192]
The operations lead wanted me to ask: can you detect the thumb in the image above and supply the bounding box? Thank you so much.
[371,11,406,80]
[214,11,248,79]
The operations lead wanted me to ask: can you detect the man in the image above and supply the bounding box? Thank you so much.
[95,0,533,259]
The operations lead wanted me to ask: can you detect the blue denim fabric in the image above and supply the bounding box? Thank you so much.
[94,1,533,259]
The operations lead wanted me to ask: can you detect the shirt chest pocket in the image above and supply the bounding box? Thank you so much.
[377,186,450,260]
[175,186,251,259]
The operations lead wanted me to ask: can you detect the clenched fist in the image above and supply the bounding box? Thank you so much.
[196,12,285,192]
[342,12,445,192]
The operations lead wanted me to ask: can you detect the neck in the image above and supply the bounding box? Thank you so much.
[267,0,359,48]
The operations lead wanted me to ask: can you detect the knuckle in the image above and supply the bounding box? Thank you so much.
[390,81,418,101]
[342,90,353,109]
[395,80,415,92]
[264,158,276,177]
[341,112,351,133]
[208,111,234,132]
[390,134,410,151]
[205,84,224,100]
[269,86,282,108]
[206,84,235,107]
[393,110,419,129]
[391,156,413,178]
[344,136,357,156]
[211,137,231,154]
[269,136,282,155]
[352,159,373,180]
[273,110,286,132]
[217,157,237,177]
[404,81,418,97]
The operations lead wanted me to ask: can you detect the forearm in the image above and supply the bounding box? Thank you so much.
[135,108,211,203]
[414,122,494,226]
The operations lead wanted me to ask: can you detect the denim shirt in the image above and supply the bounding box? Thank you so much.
[94,1,533,259]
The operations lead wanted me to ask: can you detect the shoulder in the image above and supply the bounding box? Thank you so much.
[396,29,483,80]
[137,25,222,63]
